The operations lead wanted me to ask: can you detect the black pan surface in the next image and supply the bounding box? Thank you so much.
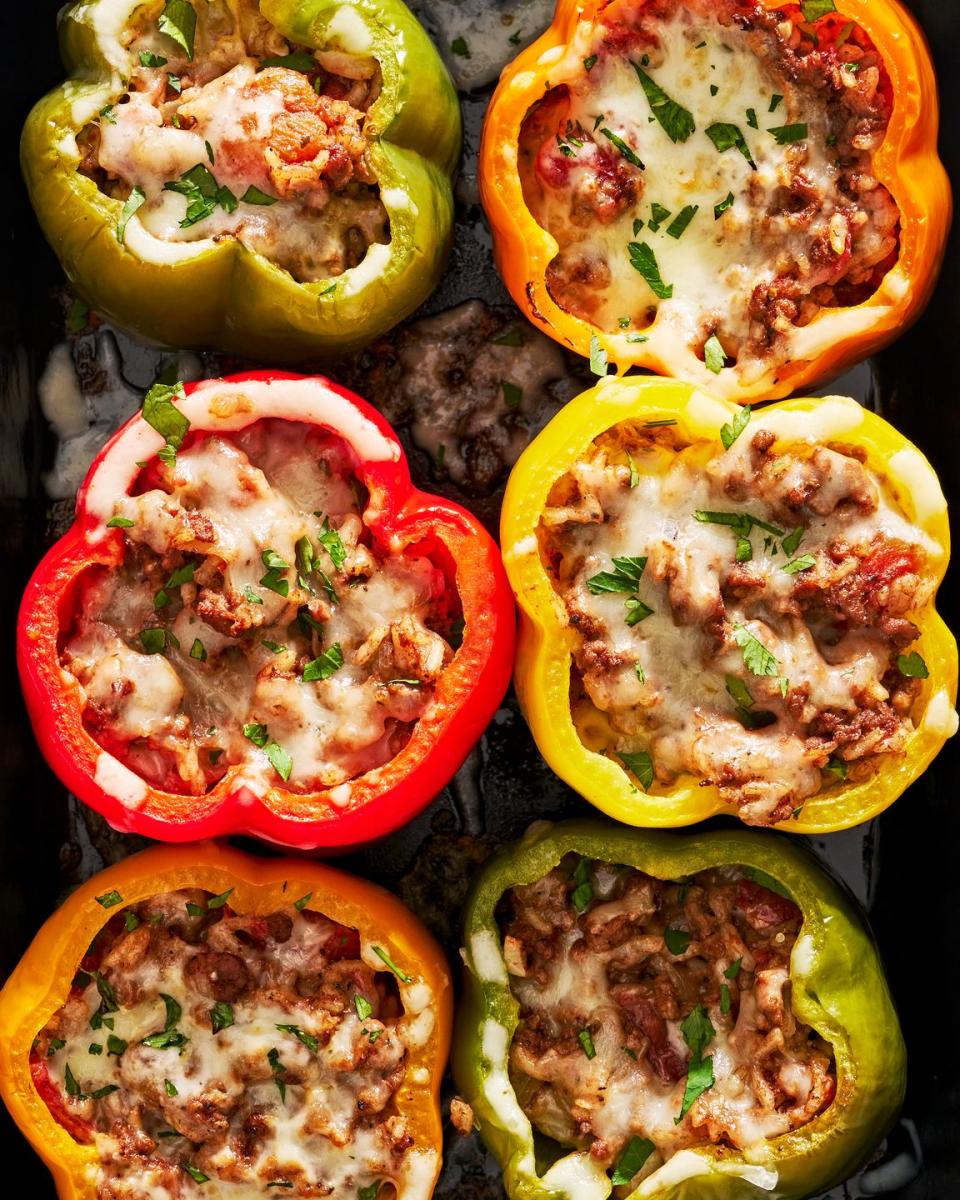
[1,1,957,1195]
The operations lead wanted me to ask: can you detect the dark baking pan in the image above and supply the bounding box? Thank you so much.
[1,0,957,1196]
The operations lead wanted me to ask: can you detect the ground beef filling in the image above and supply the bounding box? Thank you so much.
[540,422,931,825]
[77,0,388,281]
[61,419,456,796]
[518,0,899,379]
[502,859,835,1183]
[33,890,412,1199]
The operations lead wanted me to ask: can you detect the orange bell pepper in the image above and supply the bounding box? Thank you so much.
[500,376,958,833]
[0,842,452,1200]
[480,0,950,401]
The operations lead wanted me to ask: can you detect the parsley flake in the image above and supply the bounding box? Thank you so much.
[632,62,696,142]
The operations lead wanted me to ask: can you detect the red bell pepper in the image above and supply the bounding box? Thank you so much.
[18,370,515,849]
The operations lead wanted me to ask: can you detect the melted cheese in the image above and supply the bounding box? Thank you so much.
[44,896,426,1199]
[65,418,452,796]
[522,2,898,380]
[543,427,934,821]
[503,865,830,1183]
[88,0,388,282]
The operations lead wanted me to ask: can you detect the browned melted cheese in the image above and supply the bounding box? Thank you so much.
[62,420,455,796]
[35,890,423,1199]
[540,420,932,824]
[502,859,835,1185]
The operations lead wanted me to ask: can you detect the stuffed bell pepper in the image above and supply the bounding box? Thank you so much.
[21,0,460,360]
[0,841,451,1200]
[455,819,905,1200]
[479,0,950,400]
[501,377,957,832]
[18,370,514,848]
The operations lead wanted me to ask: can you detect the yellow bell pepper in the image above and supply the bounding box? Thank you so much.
[501,378,957,833]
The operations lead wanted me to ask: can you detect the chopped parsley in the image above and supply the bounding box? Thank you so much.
[158,0,196,58]
[627,242,673,298]
[714,191,735,219]
[189,638,207,660]
[743,866,792,899]
[372,945,412,983]
[694,509,783,538]
[276,1023,319,1052]
[732,623,779,677]
[142,379,188,464]
[705,122,756,169]
[353,995,374,1022]
[666,204,698,239]
[782,553,816,574]
[95,890,123,909]
[768,123,808,145]
[139,628,169,655]
[703,334,726,374]
[588,333,610,378]
[625,597,653,625]
[801,0,836,20]
[647,202,671,232]
[618,749,654,790]
[139,50,168,67]
[583,54,598,71]
[318,518,347,570]
[769,93,784,112]
[611,1137,655,1186]
[451,36,470,58]
[897,651,929,679]
[720,984,732,1014]
[241,185,277,205]
[571,856,593,912]
[781,526,805,556]
[501,380,523,409]
[242,724,293,781]
[163,163,237,228]
[626,451,640,488]
[825,756,848,780]
[675,1004,716,1122]
[724,958,742,979]
[600,127,644,168]
[632,62,696,143]
[302,643,344,682]
[720,404,750,449]
[746,107,758,129]
[116,186,146,244]
[663,927,691,955]
[244,584,264,605]
[259,51,316,71]
[268,1047,287,1101]
[294,892,313,911]
[164,1078,178,1096]
[586,556,647,594]
[181,1164,209,1184]
[577,1029,597,1059]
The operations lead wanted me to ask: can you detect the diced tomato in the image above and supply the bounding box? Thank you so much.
[30,1056,94,1145]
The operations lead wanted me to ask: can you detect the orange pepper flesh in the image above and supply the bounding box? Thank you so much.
[480,0,951,401]
[0,842,452,1200]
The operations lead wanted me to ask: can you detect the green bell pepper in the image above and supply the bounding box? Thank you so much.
[454,820,905,1200]
[21,0,460,360]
